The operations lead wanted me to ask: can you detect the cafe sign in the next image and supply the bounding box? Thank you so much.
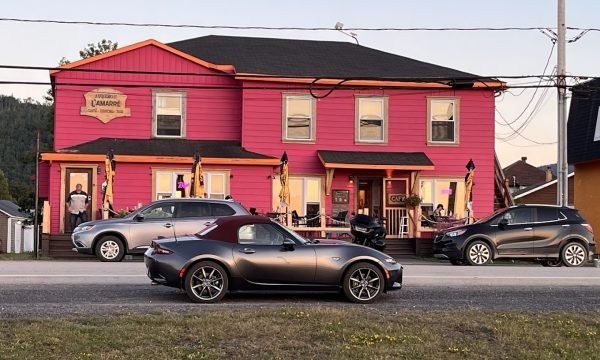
[80,88,131,123]
[387,193,406,206]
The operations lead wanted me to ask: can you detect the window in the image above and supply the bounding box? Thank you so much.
[536,207,561,222]
[283,95,315,141]
[177,202,211,218]
[272,177,322,217]
[238,224,286,245]
[428,98,458,144]
[141,203,175,219]
[419,178,466,227]
[356,97,387,143]
[495,208,533,225]
[212,203,236,216]
[154,170,229,200]
[154,92,185,137]
[595,106,600,141]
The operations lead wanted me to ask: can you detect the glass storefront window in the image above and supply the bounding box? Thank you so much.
[272,176,322,216]
[420,178,465,227]
[155,170,228,200]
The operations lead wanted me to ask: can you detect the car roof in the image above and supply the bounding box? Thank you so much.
[201,216,273,242]
[150,198,237,204]
[510,204,572,209]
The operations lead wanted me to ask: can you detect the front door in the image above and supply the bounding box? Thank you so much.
[233,223,316,285]
[383,178,409,238]
[357,178,383,218]
[493,208,535,256]
[129,202,178,250]
[64,168,93,232]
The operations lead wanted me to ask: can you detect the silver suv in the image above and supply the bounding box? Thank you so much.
[72,198,249,262]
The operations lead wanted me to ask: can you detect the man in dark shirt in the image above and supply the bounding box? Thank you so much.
[66,184,89,231]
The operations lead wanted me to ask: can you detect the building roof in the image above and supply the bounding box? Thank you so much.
[0,200,30,218]
[537,163,575,176]
[168,35,478,80]
[58,138,276,160]
[512,172,574,199]
[318,150,434,170]
[568,78,600,164]
[502,158,547,187]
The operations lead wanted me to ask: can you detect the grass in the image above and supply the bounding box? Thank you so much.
[1,308,599,359]
[0,252,52,260]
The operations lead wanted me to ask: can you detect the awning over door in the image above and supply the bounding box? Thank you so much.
[317,150,435,194]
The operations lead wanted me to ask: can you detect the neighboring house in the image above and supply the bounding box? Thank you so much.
[568,78,600,250]
[503,156,552,194]
[39,35,504,255]
[513,173,574,206]
[0,200,32,253]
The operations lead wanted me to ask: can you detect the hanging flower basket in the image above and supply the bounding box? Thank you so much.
[404,194,422,208]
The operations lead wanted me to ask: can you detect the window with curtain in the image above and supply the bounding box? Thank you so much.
[428,98,458,143]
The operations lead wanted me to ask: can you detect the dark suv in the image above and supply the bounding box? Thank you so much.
[433,205,596,267]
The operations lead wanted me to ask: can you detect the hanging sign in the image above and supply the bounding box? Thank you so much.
[80,88,131,123]
[387,193,406,206]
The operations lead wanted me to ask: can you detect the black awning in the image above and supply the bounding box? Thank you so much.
[318,150,434,170]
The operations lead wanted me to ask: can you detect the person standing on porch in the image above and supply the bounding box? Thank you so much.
[66,184,89,231]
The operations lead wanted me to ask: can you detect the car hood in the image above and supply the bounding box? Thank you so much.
[312,239,359,246]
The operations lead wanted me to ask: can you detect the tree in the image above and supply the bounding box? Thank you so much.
[0,169,13,201]
[79,39,118,59]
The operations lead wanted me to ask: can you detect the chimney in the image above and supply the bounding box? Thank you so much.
[521,156,527,162]
[546,166,553,182]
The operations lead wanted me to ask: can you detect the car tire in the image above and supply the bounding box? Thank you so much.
[561,242,587,267]
[184,261,229,303]
[465,241,492,266]
[95,236,125,262]
[343,262,384,304]
[540,259,562,267]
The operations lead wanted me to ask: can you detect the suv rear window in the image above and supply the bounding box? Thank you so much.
[212,203,236,216]
[536,208,561,222]
[178,202,211,218]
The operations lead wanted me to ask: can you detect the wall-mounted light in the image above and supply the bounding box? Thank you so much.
[348,176,354,185]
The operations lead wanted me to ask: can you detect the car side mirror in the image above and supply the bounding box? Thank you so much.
[282,239,295,251]
[498,219,508,229]
[134,213,145,222]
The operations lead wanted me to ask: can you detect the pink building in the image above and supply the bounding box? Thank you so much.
[40,36,504,256]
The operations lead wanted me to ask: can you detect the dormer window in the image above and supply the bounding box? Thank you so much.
[153,91,186,138]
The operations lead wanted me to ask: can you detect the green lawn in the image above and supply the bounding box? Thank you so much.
[0,252,51,260]
[1,308,598,359]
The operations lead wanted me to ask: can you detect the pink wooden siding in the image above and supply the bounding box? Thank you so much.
[53,44,242,150]
[242,82,496,217]
[38,162,50,198]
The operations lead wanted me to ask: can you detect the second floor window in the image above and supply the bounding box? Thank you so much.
[154,92,185,137]
[284,95,315,141]
[428,98,459,144]
[356,97,387,143]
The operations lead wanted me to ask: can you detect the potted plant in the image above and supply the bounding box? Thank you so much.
[404,194,422,208]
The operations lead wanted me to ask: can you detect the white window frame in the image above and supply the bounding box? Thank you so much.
[427,97,459,145]
[153,91,186,138]
[272,176,322,216]
[355,96,388,144]
[282,94,316,142]
[594,106,600,142]
[154,169,229,200]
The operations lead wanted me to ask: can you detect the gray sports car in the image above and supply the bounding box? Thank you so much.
[145,215,403,303]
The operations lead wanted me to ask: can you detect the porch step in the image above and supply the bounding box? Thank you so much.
[384,239,416,257]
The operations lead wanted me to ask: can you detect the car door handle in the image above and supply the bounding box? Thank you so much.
[164,223,173,228]
[561,224,570,227]
[239,248,256,254]
[524,227,533,231]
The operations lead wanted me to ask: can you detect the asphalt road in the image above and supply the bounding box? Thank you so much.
[1,260,600,318]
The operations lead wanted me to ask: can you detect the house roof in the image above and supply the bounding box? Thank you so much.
[318,150,434,170]
[513,172,574,199]
[167,35,479,80]
[57,138,276,160]
[0,200,30,218]
[502,159,548,187]
[568,78,600,164]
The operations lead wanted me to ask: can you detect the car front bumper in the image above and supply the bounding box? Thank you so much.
[432,237,463,260]
[71,232,94,254]
[385,265,403,292]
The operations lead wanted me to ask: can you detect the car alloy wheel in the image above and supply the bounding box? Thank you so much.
[95,236,125,262]
[466,241,491,266]
[343,263,383,304]
[185,261,229,303]
[562,243,587,267]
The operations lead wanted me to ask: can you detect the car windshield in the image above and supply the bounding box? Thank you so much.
[272,221,309,244]
[475,208,506,224]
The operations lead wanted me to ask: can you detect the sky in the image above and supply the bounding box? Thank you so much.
[1,0,599,168]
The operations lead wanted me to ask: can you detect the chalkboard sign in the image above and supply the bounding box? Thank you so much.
[332,189,349,204]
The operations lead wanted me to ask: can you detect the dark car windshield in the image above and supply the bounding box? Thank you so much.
[272,221,309,244]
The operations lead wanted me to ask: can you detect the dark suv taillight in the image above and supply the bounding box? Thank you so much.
[583,223,594,235]
[153,243,173,255]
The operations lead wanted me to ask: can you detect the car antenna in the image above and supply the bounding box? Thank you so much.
[170,222,178,243]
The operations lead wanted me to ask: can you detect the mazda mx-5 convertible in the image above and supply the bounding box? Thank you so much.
[145,215,403,304]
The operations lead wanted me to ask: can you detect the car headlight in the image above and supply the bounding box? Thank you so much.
[446,229,467,237]
[384,257,397,264]
[74,225,95,233]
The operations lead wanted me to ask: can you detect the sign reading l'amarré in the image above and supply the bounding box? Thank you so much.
[80,88,131,123]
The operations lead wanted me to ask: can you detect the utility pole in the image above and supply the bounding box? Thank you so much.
[34,129,40,259]
[556,0,568,206]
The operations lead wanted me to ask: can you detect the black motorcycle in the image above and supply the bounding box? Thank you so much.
[350,214,386,252]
